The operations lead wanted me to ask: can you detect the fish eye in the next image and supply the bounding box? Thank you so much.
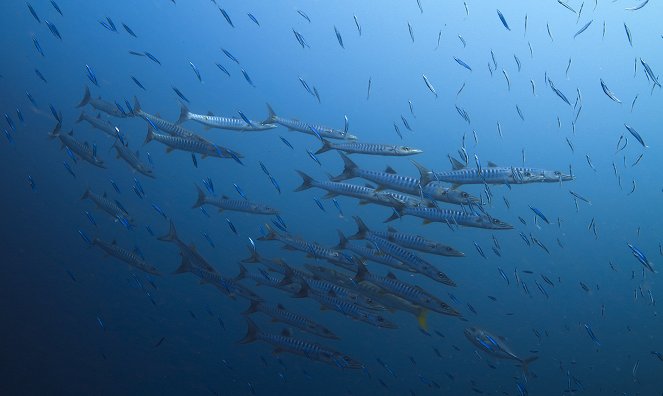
[554,171,561,175]
[445,247,453,252]
[524,172,531,177]
[403,146,410,150]
[492,219,501,224]
[461,192,469,198]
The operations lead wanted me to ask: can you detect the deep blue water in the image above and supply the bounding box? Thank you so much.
[1,0,662,395]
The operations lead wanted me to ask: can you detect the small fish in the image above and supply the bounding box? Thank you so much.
[297,10,311,23]
[600,79,621,103]
[27,3,41,23]
[454,57,472,71]
[35,69,47,83]
[189,62,202,82]
[45,20,62,40]
[334,26,344,48]
[122,23,137,37]
[422,74,438,98]
[219,8,234,27]
[408,22,415,43]
[144,52,161,65]
[574,20,593,39]
[584,323,601,346]
[354,15,361,36]
[529,206,550,224]
[172,87,190,103]
[496,9,510,31]
[247,13,260,26]
[624,23,633,46]
[624,124,647,148]
[241,69,255,87]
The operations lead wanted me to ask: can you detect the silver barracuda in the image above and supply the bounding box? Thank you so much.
[112,140,155,178]
[92,238,160,275]
[243,299,339,339]
[144,125,243,159]
[76,85,129,118]
[50,123,105,168]
[385,205,513,230]
[264,103,358,140]
[192,185,279,215]
[177,104,277,131]
[315,138,422,156]
[76,111,119,138]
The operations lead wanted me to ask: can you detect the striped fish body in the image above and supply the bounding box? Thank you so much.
[304,276,383,311]
[145,128,241,159]
[93,238,159,275]
[248,301,338,339]
[365,234,456,286]
[89,97,128,118]
[137,110,209,143]
[113,141,154,178]
[202,196,278,215]
[304,286,397,329]
[77,112,118,137]
[356,266,459,316]
[274,115,356,140]
[82,189,131,221]
[398,206,512,230]
[372,229,464,257]
[321,141,422,156]
[433,166,572,185]
[342,243,416,273]
[58,133,105,168]
[187,264,262,300]
[187,112,276,131]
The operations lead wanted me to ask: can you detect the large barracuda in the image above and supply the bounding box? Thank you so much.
[177,104,277,131]
[239,318,364,368]
[264,103,358,140]
[335,230,416,273]
[385,205,513,230]
[173,256,263,301]
[76,85,129,118]
[50,123,105,168]
[366,224,464,257]
[76,111,119,138]
[243,299,339,339]
[81,188,132,223]
[112,140,154,178]
[427,156,574,188]
[332,153,478,205]
[294,170,422,208]
[192,185,279,215]
[157,221,219,274]
[133,98,210,143]
[144,125,242,159]
[315,138,422,156]
[92,238,160,275]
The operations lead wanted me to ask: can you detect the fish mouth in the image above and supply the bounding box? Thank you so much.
[489,218,513,229]
[540,172,574,183]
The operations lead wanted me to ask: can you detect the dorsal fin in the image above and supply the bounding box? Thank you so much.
[386,272,397,279]
[387,226,398,233]
[364,183,375,189]
[68,130,74,136]
[221,195,229,199]
[155,112,161,118]
[448,155,466,170]
[384,166,397,174]
[411,160,432,185]
[276,303,286,310]
[487,161,498,167]
[207,111,214,117]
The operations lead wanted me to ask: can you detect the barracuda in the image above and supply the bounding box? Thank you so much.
[244,299,339,339]
[192,185,279,215]
[81,188,131,222]
[264,103,358,140]
[385,206,513,230]
[50,123,105,168]
[177,104,277,131]
[133,98,210,143]
[316,138,422,156]
[112,140,155,178]
[76,85,129,118]
[76,111,119,138]
[92,238,160,275]
[373,225,464,257]
[335,230,416,273]
[332,153,478,205]
[144,124,242,159]
[239,318,364,368]
[157,221,220,274]
[173,257,263,301]
[427,156,574,188]
[354,261,460,316]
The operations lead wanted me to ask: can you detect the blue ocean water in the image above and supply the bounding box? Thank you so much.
[1,0,661,394]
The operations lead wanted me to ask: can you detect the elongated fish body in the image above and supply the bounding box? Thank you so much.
[434,156,574,186]
[295,282,397,329]
[335,230,416,273]
[333,153,477,205]
[133,98,209,143]
[50,124,105,168]
[242,251,312,279]
[294,171,422,208]
[77,111,119,137]
[373,227,464,257]
[240,318,363,368]
[178,105,276,131]
[174,258,262,300]
[303,276,385,311]
[113,141,155,178]
[192,185,278,215]
[464,327,538,370]
[316,139,422,156]
[236,265,301,294]
[76,86,128,118]
[157,221,219,274]
[81,188,131,222]
[265,104,357,140]
[354,262,459,316]
[258,225,356,272]
[366,233,455,286]
[244,300,339,339]
[92,238,160,275]
[390,206,513,230]
[144,126,242,159]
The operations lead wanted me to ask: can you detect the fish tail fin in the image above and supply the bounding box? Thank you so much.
[331,152,357,181]
[144,124,155,145]
[411,160,432,185]
[256,224,277,241]
[350,216,370,240]
[76,111,85,123]
[173,258,194,274]
[157,221,178,242]
[132,96,142,115]
[277,266,295,287]
[177,103,190,124]
[241,247,261,263]
[315,139,333,155]
[76,85,91,108]
[354,259,369,282]
[235,263,248,281]
[243,299,261,315]
[416,309,429,331]
[238,317,259,344]
[192,184,206,208]
[80,188,90,200]
[292,280,309,298]
[294,170,315,192]
[49,122,62,138]
[262,102,276,124]
[384,209,403,223]
[519,356,539,376]
[334,229,348,250]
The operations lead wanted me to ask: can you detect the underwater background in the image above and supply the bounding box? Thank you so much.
[1,0,661,395]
